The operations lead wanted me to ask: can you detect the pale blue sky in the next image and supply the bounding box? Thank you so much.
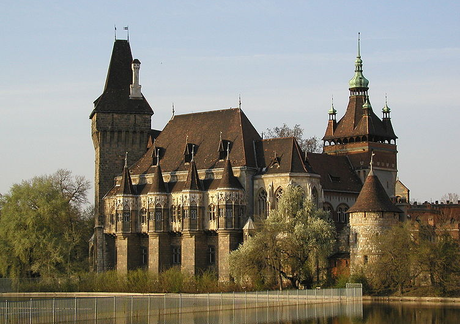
[1,0,459,203]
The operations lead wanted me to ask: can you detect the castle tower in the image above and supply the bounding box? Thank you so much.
[322,35,398,197]
[216,152,245,281]
[180,155,206,275]
[348,161,403,274]
[147,155,170,273]
[90,39,153,272]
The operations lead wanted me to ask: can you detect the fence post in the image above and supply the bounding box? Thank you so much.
[74,297,77,322]
[267,290,269,308]
[94,297,97,322]
[207,293,210,312]
[5,300,9,323]
[147,295,151,320]
[29,298,32,324]
[233,292,235,310]
[163,294,166,315]
[52,298,55,323]
[130,296,134,324]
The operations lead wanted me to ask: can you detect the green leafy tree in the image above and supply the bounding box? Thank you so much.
[416,229,460,294]
[265,123,323,153]
[367,223,418,295]
[0,170,92,278]
[230,186,335,289]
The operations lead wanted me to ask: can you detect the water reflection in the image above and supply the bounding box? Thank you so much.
[115,302,363,324]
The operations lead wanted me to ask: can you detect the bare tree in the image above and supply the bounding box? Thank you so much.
[440,193,459,204]
[265,124,323,153]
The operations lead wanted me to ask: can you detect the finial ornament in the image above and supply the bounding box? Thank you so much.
[357,32,361,58]
[124,152,128,168]
[172,103,175,117]
[191,145,195,162]
[156,149,160,166]
[370,150,375,172]
[238,95,242,109]
[226,142,230,160]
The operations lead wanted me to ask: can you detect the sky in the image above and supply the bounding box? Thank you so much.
[0,0,459,204]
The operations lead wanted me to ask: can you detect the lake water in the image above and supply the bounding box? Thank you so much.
[109,301,460,324]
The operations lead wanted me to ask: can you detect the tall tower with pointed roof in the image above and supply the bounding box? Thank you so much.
[90,39,153,272]
[322,35,398,197]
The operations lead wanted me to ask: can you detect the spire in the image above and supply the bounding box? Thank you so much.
[119,152,135,195]
[218,155,243,190]
[369,151,375,173]
[328,95,337,120]
[90,39,153,118]
[348,168,402,213]
[150,156,167,193]
[382,94,391,118]
[349,33,369,90]
[183,158,201,191]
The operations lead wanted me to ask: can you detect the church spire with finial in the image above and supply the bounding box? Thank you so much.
[349,32,369,91]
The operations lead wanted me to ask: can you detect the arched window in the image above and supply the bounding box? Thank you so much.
[274,187,283,209]
[208,204,216,221]
[190,202,197,220]
[257,189,267,218]
[155,203,162,221]
[337,204,349,223]
[140,208,147,224]
[123,209,130,222]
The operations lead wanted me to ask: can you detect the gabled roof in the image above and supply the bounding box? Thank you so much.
[255,137,313,174]
[307,153,362,193]
[348,170,402,213]
[218,158,243,190]
[131,108,261,174]
[90,40,153,118]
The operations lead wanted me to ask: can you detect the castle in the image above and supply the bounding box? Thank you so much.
[89,37,406,280]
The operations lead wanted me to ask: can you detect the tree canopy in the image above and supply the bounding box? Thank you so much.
[0,170,93,278]
[265,123,323,153]
[229,186,335,289]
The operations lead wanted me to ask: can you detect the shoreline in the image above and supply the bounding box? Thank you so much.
[363,296,460,303]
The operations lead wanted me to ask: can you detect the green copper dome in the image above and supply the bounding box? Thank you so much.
[349,34,369,89]
[382,101,390,113]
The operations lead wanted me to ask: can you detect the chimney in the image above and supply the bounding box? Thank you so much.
[130,59,142,99]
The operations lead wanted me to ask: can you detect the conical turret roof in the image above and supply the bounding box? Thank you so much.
[218,158,243,190]
[149,164,167,193]
[119,163,135,195]
[183,160,202,191]
[348,170,402,213]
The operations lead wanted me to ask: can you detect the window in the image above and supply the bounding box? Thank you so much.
[257,190,267,218]
[364,255,368,264]
[155,210,162,221]
[337,204,349,223]
[140,209,147,224]
[208,245,216,264]
[191,208,197,220]
[208,204,216,221]
[172,246,181,265]
[311,187,318,207]
[110,214,115,224]
[123,210,130,222]
[141,247,148,266]
[226,206,232,218]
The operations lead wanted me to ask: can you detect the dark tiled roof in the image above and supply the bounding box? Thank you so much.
[348,170,402,213]
[218,158,243,190]
[307,153,363,193]
[149,165,167,193]
[131,108,261,174]
[323,96,397,141]
[255,137,313,174]
[90,40,153,118]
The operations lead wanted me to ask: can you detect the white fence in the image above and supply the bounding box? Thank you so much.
[0,286,362,323]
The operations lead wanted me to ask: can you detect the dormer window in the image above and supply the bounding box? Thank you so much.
[184,143,197,163]
[218,140,232,160]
